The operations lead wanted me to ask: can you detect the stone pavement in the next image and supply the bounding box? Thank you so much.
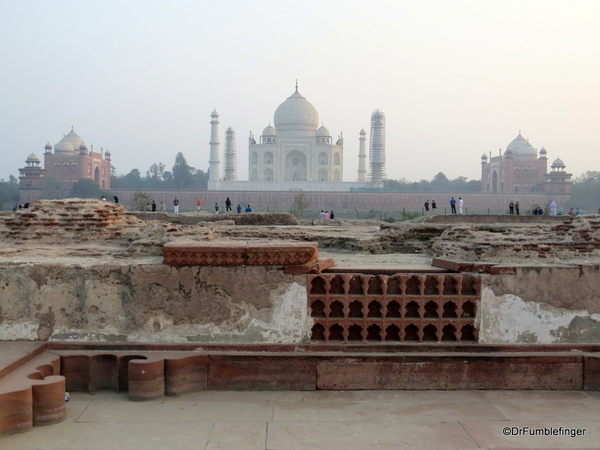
[1,389,599,449]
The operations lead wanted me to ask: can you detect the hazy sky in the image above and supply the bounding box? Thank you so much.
[2,0,599,184]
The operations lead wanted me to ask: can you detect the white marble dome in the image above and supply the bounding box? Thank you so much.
[62,129,84,149]
[316,125,330,137]
[552,157,565,167]
[26,153,40,162]
[54,139,74,152]
[274,90,319,131]
[262,124,276,136]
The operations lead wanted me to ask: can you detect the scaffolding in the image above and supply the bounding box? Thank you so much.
[369,110,386,187]
[223,127,237,181]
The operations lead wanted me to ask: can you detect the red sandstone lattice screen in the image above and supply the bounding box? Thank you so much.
[308,273,480,343]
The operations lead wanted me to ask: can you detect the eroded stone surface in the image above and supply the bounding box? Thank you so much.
[0,263,309,344]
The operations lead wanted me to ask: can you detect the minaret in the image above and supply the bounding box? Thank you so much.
[224,127,237,181]
[358,128,367,182]
[369,110,386,188]
[209,109,220,183]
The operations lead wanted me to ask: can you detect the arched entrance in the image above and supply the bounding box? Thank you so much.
[94,167,100,185]
[285,150,307,181]
[492,170,498,192]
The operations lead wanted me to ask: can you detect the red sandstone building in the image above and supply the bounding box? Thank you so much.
[18,129,111,203]
[481,132,572,196]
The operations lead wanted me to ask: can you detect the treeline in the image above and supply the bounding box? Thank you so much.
[570,171,600,210]
[384,172,481,192]
[111,152,209,190]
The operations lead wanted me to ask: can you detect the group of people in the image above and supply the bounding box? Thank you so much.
[12,202,30,211]
[191,196,253,215]
[424,197,465,215]
[318,210,335,220]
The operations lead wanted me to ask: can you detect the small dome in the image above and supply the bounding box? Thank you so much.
[360,128,366,135]
[104,149,111,156]
[79,143,87,150]
[274,90,319,131]
[54,140,74,152]
[316,125,330,137]
[26,153,40,162]
[540,147,547,153]
[262,124,276,136]
[44,142,52,150]
[481,153,488,160]
[552,157,565,167]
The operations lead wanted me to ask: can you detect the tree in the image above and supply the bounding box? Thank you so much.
[132,191,152,211]
[292,193,310,218]
[146,162,166,180]
[0,181,20,210]
[70,178,101,198]
[172,152,194,189]
[8,175,18,185]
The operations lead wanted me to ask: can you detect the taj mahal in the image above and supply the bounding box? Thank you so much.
[207,84,382,192]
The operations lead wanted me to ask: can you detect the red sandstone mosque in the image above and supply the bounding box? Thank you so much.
[480,132,572,196]
[18,128,112,203]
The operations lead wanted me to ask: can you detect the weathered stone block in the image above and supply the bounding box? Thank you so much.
[208,356,317,390]
[245,242,318,266]
[163,241,246,266]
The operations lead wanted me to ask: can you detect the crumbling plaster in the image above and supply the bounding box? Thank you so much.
[478,266,600,343]
[0,263,310,343]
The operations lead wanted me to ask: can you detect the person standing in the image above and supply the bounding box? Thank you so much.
[509,200,514,215]
[114,195,119,204]
[151,200,156,212]
[245,205,252,212]
[236,204,242,213]
[196,197,203,214]
[173,196,180,213]
[431,200,437,214]
[515,199,520,215]
[450,197,457,214]
[424,200,430,215]
[550,200,557,216]
[214,203,219,215]
[324,211,330,220]
[160,201,166,212]
[330,211,335,219]
[458,197,464,214]
[225,197,232,212]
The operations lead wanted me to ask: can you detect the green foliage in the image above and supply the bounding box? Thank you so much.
[291,193,310,218]
[70,178,102,199]
[571,171,600,211]
[0,181,20,210]
[172,152,194,189]
[384,173,481,193]
[132,191,152,211]
[110,154,208,191]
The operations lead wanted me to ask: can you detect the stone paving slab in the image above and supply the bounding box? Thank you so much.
[1,390,599,449]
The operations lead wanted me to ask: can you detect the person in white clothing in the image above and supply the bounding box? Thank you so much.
[458,197,464,214]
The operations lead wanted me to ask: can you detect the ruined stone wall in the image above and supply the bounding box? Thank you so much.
[478,265,600,344]
[0,263,310,344]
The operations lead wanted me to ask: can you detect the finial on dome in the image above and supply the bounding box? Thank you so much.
[295,79,298,92]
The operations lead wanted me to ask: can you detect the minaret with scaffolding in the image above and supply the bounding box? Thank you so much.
[368,110,386,188]
[223,127,237,181]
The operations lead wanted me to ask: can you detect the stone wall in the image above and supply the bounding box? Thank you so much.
[478,265,600,344]
[0,263,310,344]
